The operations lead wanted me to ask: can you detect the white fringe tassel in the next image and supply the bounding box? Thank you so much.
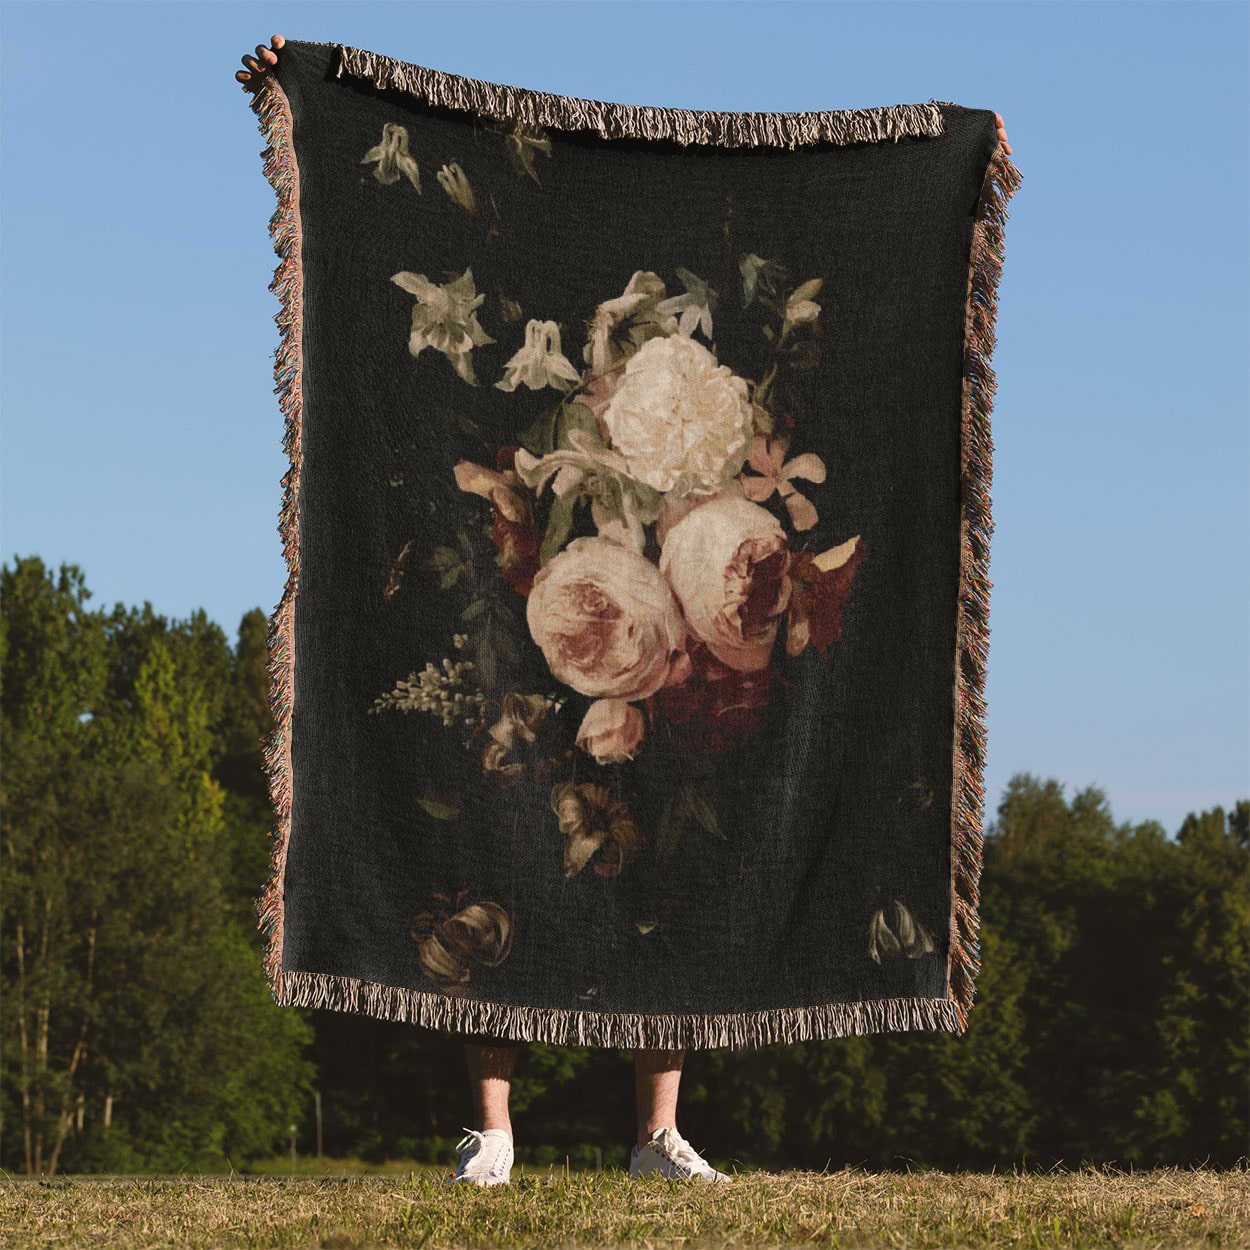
[332,44,947,149]
[279,969,963,1051]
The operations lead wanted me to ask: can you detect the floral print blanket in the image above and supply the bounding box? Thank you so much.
[248,41,1022,1048]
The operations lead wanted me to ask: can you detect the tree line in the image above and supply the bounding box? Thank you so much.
[1,556,1245,1174]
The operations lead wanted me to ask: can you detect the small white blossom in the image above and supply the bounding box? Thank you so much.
[436,162,477,214]
[583,271,677,376]
[371,657,485,729]
[656,268,717,340]
[739,253,787,307]
[782,279,823,336]
[390,268,495,385]
[496,320,581,393]
[491,120,553,183]
[361,124,421,193]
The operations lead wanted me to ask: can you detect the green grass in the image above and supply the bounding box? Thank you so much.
[1,1165,1246,1248]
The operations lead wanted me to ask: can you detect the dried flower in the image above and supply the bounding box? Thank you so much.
[412,900,513,989]
[482,692,559,780]
[550,782,642,878]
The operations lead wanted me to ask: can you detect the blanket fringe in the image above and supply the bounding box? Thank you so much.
[331,43,946,149]
[248,75,305,1001]
[948,143,1023,1030]
[279,968,962,1050]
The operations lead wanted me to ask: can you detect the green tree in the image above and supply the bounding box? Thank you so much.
[1140,803,1249,1162]
[0,557,313,1173]
[981,775,1248,1166]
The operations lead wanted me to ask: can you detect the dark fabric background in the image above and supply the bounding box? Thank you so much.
[269,41,997,1027]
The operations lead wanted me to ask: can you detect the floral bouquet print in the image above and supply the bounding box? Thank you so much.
[247,40,1021,1048]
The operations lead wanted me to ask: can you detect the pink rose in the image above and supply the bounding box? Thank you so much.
[527,537,686,700]
[576,698,646,764]
[660,495,792,672]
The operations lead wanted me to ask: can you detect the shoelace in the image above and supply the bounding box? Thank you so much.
[455,1127,510,1177]
[658,1129,713,1177]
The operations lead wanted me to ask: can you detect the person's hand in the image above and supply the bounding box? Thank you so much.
[994,113,1013,156]
[236,34,285,90]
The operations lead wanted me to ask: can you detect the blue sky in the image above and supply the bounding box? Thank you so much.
[2,1,1246,835]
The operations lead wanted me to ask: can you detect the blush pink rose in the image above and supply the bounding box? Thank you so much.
[659,494,792,672]
[576,698,646,764]
[527,537,686,700]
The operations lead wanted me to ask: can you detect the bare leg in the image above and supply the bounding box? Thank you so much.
[635,1048,685,1148]
[463,1042,518,1139]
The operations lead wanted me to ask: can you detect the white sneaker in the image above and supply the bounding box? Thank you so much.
[629,1127,731,1181]
[451,1127,513,1186]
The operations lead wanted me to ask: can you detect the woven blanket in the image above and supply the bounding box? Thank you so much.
[248,40,1021,1049]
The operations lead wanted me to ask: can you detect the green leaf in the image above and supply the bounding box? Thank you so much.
[520,406,559,457]
[461,598,491,623]
[493,601,521,629]
[483,614,521,669]
[417,792,462,821]
[540,493,577,565]
[656,792,687,865]
[424,546,469,591]
[475,634,499,691]
[451,412,491,450]
[787,339,822,370]
[682,784,722,838]
[556,402,599,450]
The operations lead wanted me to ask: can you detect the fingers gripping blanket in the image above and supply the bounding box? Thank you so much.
[247,40,1022,1049]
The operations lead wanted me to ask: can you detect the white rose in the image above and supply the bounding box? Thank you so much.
[527,537,686,700]
[660,494,792,672]
[600,335,753,497]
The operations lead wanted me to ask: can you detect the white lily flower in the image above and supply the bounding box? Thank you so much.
[656,268,718,340]
[361,124,421,193]
[436,162,477,214]
[514,428,661,551]
[583,271,677,375]
[496,320,582,393]
[390,268,495,385]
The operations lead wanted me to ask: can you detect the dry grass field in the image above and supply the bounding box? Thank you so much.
[1,1164,1247,1248]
